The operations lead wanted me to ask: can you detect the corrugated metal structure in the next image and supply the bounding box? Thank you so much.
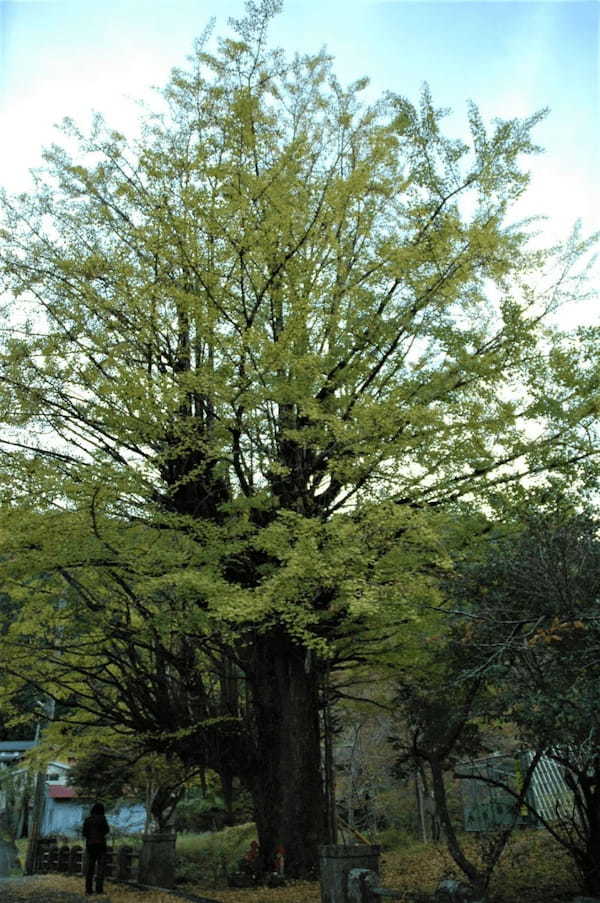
[41,791,147,837]
[459,751,574,832]
[523,751,576,824]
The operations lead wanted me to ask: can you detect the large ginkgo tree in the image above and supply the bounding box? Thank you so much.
[0,0,597,875]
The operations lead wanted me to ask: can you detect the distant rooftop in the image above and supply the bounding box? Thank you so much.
[48,785,78,799]
[0,740,36,750]
[0,740,36,759]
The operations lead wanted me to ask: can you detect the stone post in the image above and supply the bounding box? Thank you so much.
[36,838,55,873]
[117,845,133,881]
[319,844,381,903]
[49,843,59,870]
[69,844,82,875]
[138,832,177,888]
[58,844,70,872]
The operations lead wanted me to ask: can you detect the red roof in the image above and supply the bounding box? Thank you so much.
[48,785,77,799]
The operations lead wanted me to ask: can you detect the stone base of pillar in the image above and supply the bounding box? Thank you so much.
[138,832,177,889]
[318,844,381,903]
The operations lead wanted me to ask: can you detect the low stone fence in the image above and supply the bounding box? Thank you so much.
[35,838,140,881]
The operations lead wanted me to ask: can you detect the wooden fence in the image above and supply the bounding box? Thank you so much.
[35,838,140,881]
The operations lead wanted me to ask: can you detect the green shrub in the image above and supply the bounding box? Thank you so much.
[174,854,206,886]
[111,834,142,849]
[376,826,415,850]
[176,823,257,887]
[175,791,228,833]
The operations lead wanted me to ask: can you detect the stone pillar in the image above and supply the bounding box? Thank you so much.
[319,844,381,903]
[138,832,176,888]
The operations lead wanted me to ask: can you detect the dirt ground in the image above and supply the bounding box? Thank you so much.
[0,876,92,902]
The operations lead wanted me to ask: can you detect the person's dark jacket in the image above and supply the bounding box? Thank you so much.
[82,812,109,847]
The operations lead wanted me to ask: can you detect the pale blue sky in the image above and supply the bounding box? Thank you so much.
[0,0,597,261]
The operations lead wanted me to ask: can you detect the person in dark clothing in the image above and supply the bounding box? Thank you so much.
[82,802,110,895]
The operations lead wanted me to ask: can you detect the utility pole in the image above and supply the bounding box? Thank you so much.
[24,771,46,875]
[322,673,337,844]
[24,698,55,875]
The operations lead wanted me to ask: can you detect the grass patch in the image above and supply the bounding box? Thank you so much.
[181,828,582,903]
[376,829,580,903]
[489,829,579,902]
[176,823,257,887]
[10,826,584,902]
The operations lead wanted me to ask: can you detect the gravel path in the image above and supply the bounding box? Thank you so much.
[0,876,222,902]
[0,876,98,902]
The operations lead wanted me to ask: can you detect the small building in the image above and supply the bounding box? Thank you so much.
[0,740,146,838]
[0,754,73,814]
[45,761,71,786]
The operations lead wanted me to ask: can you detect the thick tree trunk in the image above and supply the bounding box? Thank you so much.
[580,782,600,896]
[219,770,235,826]
[581,852,600,898]
[248,630,327,877]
